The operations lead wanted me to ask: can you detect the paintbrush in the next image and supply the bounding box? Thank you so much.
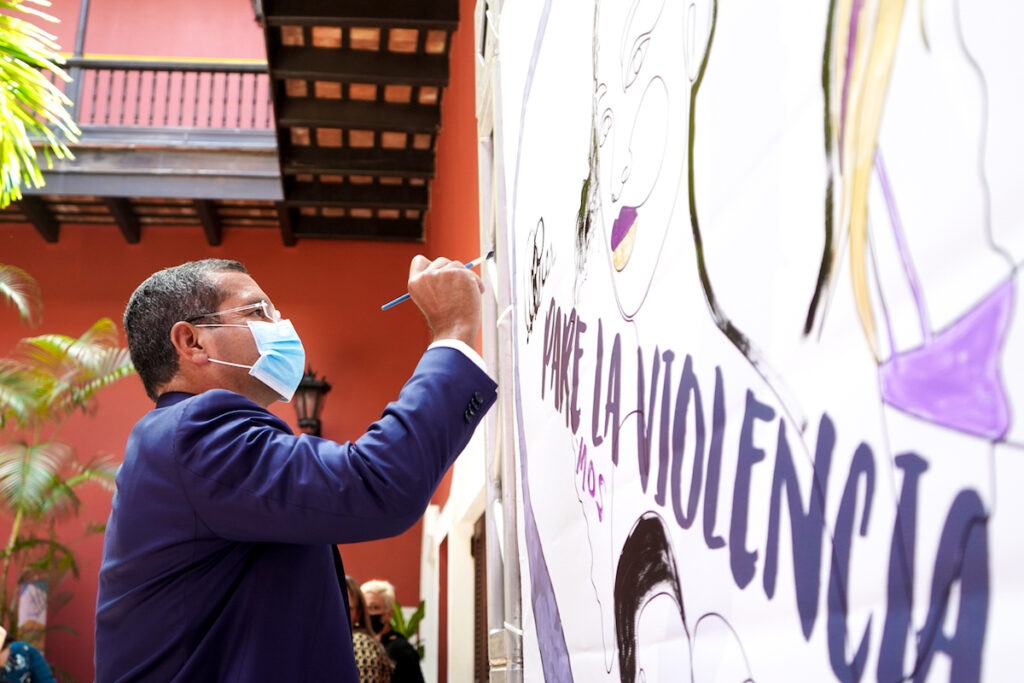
[381,251,495,311]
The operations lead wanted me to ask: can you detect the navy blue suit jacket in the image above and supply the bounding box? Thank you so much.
[95,347,496,682]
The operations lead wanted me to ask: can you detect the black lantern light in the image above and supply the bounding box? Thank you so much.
[293,367,331,437]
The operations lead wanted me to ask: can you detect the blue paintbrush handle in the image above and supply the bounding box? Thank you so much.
[381,252,493,311]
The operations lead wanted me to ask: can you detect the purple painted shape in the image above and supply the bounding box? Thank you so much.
[879,278,1014,439]
[839,0,864,157]
[611,206,638,250]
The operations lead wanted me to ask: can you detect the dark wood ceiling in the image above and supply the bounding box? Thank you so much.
[1,196,277,245]
[261,0,460,244]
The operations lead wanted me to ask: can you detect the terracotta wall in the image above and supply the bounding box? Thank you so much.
[53,0,266,59]
[0,0,480,679]
[324,0,482,626]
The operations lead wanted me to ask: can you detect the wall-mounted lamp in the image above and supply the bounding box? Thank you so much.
[294,367,331,437]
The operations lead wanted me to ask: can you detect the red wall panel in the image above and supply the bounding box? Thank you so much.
[75,0,265,59]
[424,0,483,510]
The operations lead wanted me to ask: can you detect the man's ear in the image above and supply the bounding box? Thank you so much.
[169,321,208,365]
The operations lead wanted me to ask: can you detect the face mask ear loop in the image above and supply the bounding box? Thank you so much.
[207,358,254,370]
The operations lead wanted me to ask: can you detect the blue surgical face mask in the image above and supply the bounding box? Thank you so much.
[206,319,306,402]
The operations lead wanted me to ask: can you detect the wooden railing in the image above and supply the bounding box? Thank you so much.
[56,57,273,131]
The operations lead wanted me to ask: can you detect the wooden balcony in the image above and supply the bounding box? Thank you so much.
[4,0,461,245]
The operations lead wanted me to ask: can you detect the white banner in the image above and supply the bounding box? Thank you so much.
[498,1,1024,681]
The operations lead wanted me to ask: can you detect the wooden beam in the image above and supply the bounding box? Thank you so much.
[284,180,429,209]
[283,146,434,177]
[276,202,297,246]
[17,196,59,243]
[194,200,222,246]
[34,145,282,200]
[104,197,141,243]
[277,99,440,132]
[262,0,458,28]
[272,47,449,86]
[292,215,423,242]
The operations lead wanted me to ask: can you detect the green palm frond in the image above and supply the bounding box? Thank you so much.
[35,476,78,522]
[0,264,41,324]
[17,317,120,370]
[39,453,117,522]
[65,452,118,488]
[392,600,425,637]
[391,600,427,660]
[12,535,77,577]
[0,359,38,426]
[0,0,79,208]
[73,346,134,398]
[0,439,69,515]
[14,318,135,418]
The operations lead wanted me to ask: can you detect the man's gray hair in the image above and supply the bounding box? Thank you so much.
[124,258,247,401]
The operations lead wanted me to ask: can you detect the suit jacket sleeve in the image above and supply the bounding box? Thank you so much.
[173,346,496,544]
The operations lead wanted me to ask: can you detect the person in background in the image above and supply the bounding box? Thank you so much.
[346,577,391,683]
[95,257,496,681]
[0,628,55,683]
[361,579,425,683]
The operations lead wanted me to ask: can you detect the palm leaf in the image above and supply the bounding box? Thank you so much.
[64,452,118,487]
[11,535,77,576]
[35,477,79,522]
[0,440,69,515]
[391,600,425,638]
[14,318,135,417]
[17,317,119,370]
[0,264,41,325]
[39,453,117,522]
[0,359,39,426]
[72,347,134,403]
[404,600,425,635]
[0,0,79,208]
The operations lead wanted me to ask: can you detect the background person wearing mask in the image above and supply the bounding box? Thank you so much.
[361,579,425,683]
[347,577,391,683]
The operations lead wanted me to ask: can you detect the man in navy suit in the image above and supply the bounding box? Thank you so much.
[95,257,496,681]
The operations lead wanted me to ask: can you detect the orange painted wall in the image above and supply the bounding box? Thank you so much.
[427,0,483,508]
[0,2,481,682]
[337,0,482,590]
[51,0,267,59]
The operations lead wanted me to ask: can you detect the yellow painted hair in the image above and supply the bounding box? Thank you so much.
[829,0,907,359]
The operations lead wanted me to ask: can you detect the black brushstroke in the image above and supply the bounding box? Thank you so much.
[614,512,688,683]
[805,0,839,336]
[686,1,751,351]
[686,0,808,433]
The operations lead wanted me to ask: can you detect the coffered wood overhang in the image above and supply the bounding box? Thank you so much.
[261,0,459,245]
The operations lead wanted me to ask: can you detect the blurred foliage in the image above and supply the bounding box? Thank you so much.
[392,599,426,660]
[0,0,80,208]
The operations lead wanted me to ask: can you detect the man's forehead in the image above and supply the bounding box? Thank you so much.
[212,270,270,304]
